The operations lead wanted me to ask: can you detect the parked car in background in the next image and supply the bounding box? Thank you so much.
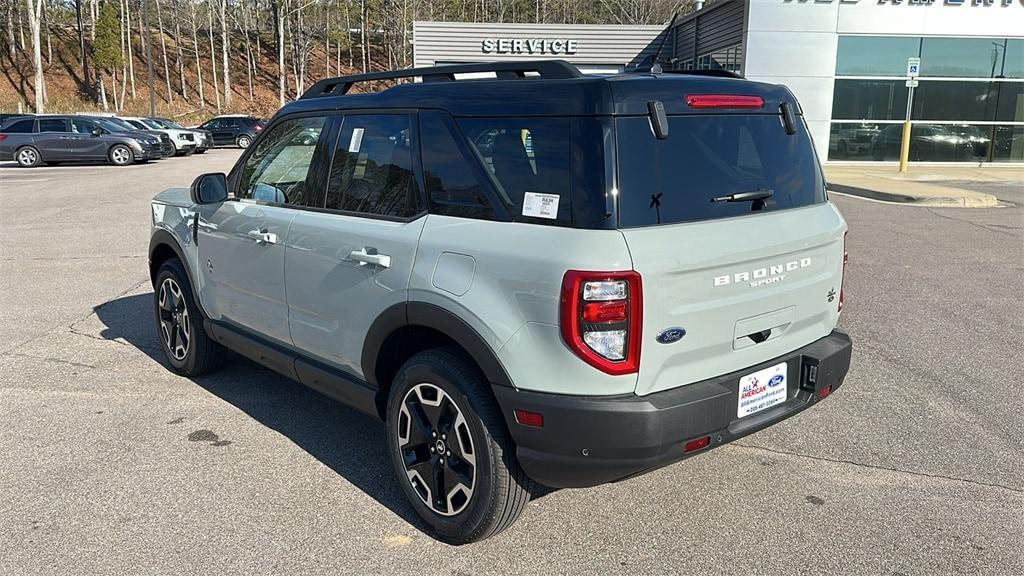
[194,114,263,148]
[0,115,162,167]
[120,116,197,156]
[153,117,212,153]
[85,115,175,157]
[0,113,32,129]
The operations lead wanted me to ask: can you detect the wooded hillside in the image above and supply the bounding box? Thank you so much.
[1,1,688,123]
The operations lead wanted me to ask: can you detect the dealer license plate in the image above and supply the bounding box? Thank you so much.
[737,362,788,418]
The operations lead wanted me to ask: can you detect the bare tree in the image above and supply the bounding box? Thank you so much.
[188,0,205,106]
[219,0,231,105]
[207,0,221,112]
[25,0,45,112]
[171,0,188,100]
[155,0,173,103]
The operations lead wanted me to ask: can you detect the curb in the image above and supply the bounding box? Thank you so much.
[827,183,1000,208]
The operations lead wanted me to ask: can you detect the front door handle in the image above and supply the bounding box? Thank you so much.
[349,248,391,268]
[247,229,278,244]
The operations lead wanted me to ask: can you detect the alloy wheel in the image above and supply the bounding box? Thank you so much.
[111,146,131,165]
[397,383,477,516]
[238,136,251,148]
[17,148,37,166]
[158,278,191,361]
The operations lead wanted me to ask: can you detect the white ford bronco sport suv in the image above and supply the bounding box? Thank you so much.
[149,61,852,543]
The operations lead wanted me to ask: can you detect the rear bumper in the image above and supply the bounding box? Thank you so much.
[493,330,852,488]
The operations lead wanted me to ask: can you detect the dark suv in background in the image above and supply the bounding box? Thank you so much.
[195,115,264,148]
[0,115,162,167]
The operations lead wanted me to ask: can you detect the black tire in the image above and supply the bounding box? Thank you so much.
[236,134,252,148]
[108,144,134,166]
[153,258,226,376]
[15,145,41,167]
[45,161,60,166]
[385,348,533,544]
[194,148,207,154]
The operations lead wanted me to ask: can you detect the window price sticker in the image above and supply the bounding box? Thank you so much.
[522,192,560,219]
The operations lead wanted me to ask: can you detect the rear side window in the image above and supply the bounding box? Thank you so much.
[2,119,33,133]
[38,118,69,132]
[616,115,825,227]
[458,117,571,224]
[420,111,492,220]
[326,114,423,218]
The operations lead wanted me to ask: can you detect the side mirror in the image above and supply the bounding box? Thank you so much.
[190,172,228,204]
[91,129,103,137]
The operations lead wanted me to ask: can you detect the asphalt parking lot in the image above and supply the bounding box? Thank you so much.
[1,152,1021,575]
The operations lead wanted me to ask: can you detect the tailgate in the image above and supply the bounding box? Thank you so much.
[622,203,846,396]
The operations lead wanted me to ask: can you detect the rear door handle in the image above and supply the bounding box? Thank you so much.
[247,229,278,244]
[348,248,391,268]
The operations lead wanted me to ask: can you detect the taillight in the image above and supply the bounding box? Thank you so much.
[838,231,848,313]
[0,134,7,141]
[560,270,642,375]
[686,94,764,109]
[254,124,263,131]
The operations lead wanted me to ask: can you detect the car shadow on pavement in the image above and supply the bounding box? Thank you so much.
[92,292,435,535]
[93,292,554,537]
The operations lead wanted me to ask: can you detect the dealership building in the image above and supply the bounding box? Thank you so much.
[413,0,1024,163]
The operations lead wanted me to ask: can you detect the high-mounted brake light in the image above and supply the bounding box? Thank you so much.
[838,231,848,313]
[686,94,764,109]
[560,270,642,375]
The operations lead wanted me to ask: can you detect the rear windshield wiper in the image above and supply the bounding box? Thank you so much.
[711,189,774,203]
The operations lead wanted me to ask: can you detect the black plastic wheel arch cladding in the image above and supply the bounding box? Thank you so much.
[361,302,515,392]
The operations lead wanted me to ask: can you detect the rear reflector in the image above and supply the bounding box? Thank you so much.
[684,436,711,453]
[817,385,832,400]
[514,409,544,428]
[686,94,764,109]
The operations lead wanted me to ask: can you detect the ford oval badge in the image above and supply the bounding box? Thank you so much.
[656,327,686,344]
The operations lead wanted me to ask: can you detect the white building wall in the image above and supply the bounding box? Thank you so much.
[743,0,1024,160]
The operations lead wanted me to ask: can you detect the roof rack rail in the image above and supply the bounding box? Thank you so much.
[664,69,743,79]
[300,60,582,99]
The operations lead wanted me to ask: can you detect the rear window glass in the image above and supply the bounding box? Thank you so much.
[615,115,825,227]
[458,117,572,224]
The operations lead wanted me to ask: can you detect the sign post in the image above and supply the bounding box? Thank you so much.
[899,58,921,173]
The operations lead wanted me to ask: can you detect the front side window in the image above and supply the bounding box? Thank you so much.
[38,118,69,132]
[236,116,327,206]
[326,114,422,218]
[457,117,571,224]
[71,118,102,134]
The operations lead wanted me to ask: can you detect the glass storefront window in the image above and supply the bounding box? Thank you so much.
[835,80,1024,123]
[920,37,1012,78]
[836,36,920,76]
[993,125,1024,162]
[1003,40,1024,79]
[832,79,908,121]
[827,122,886,160]
[913,81,999,122]
[827,123,1020,162]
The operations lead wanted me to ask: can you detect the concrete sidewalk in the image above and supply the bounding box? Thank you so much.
[824,164,1024,207]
